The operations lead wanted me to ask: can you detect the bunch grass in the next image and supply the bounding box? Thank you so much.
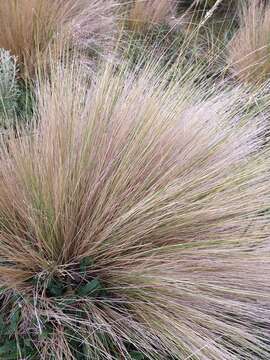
[0,58,269,359]
[0,0,117,78]
[228,0,270,84]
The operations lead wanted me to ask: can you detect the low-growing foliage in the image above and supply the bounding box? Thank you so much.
[0,49,20,124]
[0,49,35,129]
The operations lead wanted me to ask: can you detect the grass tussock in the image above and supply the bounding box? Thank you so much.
[127,0,176,32]
[0,0,117,78]
[228,0,270,84]
[0,60,269,359]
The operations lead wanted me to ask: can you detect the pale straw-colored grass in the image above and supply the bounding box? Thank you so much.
[127,0,176,31]
[0,0,117,77]
[228,0,270,84]
[0,59,270,359]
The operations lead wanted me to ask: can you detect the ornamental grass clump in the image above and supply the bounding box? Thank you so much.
[127,0,176,32]
[0,0,117,78]
[0,60,270,359]
[228,0,270,84]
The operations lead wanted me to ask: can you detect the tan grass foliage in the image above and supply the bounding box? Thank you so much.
[128,0,176,31]
[0,61,270,358]
[0,0,117,77]
[228,0,270,84]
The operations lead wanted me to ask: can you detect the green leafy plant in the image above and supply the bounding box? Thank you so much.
[0,49,20,125]
[0,257,149,359]
[0,48,35,130]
